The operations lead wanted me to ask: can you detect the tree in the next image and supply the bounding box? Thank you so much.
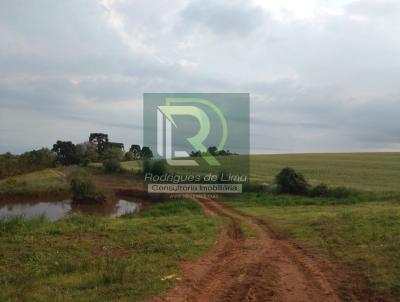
[141,146,153,159]
[275,167,309,195]
[207,146,218,156]
[124,151,135,161]
[52,141,79,165]
[190,150,201,157]
[76,142,98,164]
[129,144,141,159]
[89,133,109,155]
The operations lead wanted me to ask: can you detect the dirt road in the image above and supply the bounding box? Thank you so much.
[152,197,390,302]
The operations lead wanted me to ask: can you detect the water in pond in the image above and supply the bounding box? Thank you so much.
[0,199,141,221]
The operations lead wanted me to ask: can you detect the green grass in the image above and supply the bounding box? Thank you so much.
[3,152,400,299]
[5,152,399,195]
[0,199,219,301]
[225,192,400,297]
[121,152,400,192]
[88,161,141,174]
[250,153,400,192]
[121,161,141,173]
[0,168,69,195]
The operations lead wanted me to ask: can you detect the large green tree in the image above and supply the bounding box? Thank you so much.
[141,146,153,159]
[52,141,79,165]
[129,144,141,159]
[89,133,109,155]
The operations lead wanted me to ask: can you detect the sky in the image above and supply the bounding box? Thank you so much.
[0,0,400,154]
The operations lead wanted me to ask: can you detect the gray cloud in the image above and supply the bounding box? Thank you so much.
[180,0,265,36]
[0,0,399,154]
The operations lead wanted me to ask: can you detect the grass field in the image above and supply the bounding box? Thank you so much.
[124,152,400,192]
[0,199,219,301]
[4,152,399,195]
[250,153,400,192]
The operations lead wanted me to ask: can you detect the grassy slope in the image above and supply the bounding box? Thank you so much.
[0,199,219,302]
[0,168,69,195]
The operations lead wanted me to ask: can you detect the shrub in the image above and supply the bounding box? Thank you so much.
[143,158,152,174]
[102,148,123,173]
[103,158,121,172]
[309,183,329,197]
[142,159,167,176]
[242,183,265,192]
[275,167,309,195]
[329,186,353,199]
[151,160,167,176]
[67,170,100,202]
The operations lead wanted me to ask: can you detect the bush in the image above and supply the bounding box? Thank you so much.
[275,167,309,195]
[242,183,265,192]
[329,186,353,199]
[142,159,167,176]
[309,183,329,197]
[67,170,100,202]
[102,148,123,173]
[151,160,167,176]
[103,158,121,173]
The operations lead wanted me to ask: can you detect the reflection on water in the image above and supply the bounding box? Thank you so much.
[0,199,141,221]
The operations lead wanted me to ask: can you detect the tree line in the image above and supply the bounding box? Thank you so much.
[0,149,55,179]
[0,133,153,179]
[51,133,153,166]
[190,146,237,157]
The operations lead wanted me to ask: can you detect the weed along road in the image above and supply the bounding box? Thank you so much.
[152,197,388,302]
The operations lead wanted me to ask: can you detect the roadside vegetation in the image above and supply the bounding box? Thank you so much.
[0,199,220,302]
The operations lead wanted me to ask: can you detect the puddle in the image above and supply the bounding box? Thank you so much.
[0,199,142,221]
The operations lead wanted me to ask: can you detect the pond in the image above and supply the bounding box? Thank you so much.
[0,198,142,221]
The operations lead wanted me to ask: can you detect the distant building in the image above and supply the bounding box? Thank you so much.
[107,142,125,152]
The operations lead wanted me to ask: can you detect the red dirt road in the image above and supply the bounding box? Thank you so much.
[151,197,392,302]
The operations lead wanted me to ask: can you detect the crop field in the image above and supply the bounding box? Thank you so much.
[250,153,400,192]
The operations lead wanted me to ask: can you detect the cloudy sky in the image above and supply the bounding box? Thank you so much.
[1,0,399,154]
